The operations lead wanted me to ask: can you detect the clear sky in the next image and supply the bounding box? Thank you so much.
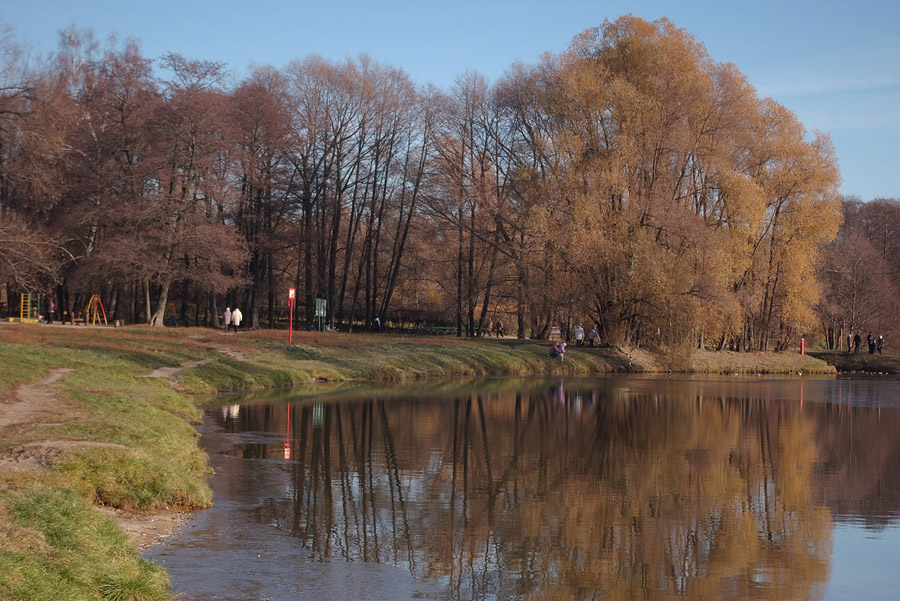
[3,0,898,200]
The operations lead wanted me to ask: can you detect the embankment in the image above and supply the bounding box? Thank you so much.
[808,349,900,374]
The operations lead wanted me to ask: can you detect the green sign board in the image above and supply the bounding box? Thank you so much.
[315,298,327,318]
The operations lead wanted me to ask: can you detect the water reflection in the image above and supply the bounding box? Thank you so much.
[207,376,900,600]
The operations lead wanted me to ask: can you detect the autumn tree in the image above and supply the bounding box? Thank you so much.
[229,66,294,328]
[429,72,512,337]
[55,36,163,321]
[0,21,66,294]
[483,16,842,347]
[844,197,900,283]
[735,107,841,350]
[54,50,248,326]
[492,60,575,339]
[283,55,431,330]
[818,197,900,347]
[0,26,106,317]
[131,53,248,326]
[0,30,246,325]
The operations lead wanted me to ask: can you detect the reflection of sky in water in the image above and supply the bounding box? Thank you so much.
[826,525,900,600]
[152,376,900,600]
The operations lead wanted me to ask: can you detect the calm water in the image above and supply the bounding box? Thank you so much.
[145,376,900,600]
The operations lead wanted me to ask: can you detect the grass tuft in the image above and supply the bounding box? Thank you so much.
[98,561,169,601]
[0,488,171,601]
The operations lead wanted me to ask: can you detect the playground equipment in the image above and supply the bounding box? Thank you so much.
[9,293,41,323]
[6,293,109,326]
[86,294,108,326]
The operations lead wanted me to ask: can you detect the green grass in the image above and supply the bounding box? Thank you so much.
[0,488,170,601]
[175,331,628,392]
[0,326,218,601]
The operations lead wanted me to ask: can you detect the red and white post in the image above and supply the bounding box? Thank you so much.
[288,288,296,344]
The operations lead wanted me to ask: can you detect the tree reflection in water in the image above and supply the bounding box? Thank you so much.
[219,377,900,601]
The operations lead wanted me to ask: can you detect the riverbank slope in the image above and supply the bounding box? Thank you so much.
[808,349,900,374]
[0,323,834,600]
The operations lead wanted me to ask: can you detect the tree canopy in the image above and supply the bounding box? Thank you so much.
[0,16,862,350]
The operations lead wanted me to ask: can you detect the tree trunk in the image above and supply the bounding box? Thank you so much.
[149,280,170,327]
[456,211,464,337]
[476,244,498,337]
[143,278,152,325]
[209,289,219,329]
[267,249,275,329]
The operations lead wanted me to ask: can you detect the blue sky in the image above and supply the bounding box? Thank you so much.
[3,0,899,200]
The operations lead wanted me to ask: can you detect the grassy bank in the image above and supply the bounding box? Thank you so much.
[0,323,834,600]
[808,349,900,374]
[0,326,215,601]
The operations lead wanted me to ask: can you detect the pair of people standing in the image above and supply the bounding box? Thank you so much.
[223,307,243,333]
[573,323,601,347]
[866,332,884,355]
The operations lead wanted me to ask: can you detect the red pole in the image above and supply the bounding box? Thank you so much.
[800,338,805,355]
[289,299,293,344]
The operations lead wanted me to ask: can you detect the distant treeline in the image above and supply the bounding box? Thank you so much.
[2,15,884,349]
[818,198,900,349]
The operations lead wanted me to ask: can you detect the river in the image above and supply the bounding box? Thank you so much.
[144,375,900,600]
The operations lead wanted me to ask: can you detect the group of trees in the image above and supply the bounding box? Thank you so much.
[0,15,875,350]
[817,198,900,349]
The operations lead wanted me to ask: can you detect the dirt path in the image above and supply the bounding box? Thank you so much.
[194,335,249,362]
[0,368,72,432]
[140,359,212,378]
[0,367,192,549]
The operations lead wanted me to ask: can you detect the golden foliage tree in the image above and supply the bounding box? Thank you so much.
[488,16,841,347]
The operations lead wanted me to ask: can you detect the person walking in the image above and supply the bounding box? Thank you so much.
[232,307,243,332]
[574,323,585,346]
[224,307,231,333]
[588,325,600,347]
